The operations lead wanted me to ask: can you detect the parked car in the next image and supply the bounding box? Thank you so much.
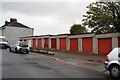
[104,48,120,78]
[9,41,29,54]
[0,36,8,49]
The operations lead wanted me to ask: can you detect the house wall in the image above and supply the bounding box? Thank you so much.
[2,26,33,45]
[19,37,32,47]
[28,39,32,47]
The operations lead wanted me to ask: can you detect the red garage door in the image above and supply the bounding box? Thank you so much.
[82,38,93,52]
[98,38,112,55]
[32,38,36,48]
[118,37,120,47]
[44,38,49,48]
[60,38,66,50]
[38,38,42,48]
[70,38,78,52]
[51,38,56,49]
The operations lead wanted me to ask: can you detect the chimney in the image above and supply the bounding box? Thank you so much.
[5,20,10,25]
[10,18,17,23]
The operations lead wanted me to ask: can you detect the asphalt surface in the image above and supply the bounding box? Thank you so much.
[2,49,110,78]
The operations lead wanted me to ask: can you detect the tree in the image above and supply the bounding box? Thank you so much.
[70,24,87,34]
[82,1,120,34]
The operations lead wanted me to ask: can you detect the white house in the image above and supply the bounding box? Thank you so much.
[0,18,34,45]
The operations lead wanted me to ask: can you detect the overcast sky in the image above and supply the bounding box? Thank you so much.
[1,0,96,35]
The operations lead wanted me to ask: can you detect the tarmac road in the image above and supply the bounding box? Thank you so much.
[1,49,110,78]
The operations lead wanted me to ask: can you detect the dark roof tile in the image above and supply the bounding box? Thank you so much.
[0,21,32,29]
[7,21,30,28]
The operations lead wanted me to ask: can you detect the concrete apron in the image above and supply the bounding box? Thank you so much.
[31,50,109,75]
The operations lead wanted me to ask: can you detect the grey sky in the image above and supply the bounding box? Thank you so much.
[1,0,95,35]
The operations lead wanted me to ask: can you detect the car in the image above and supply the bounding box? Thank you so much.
[0,36,8,49]
[9,41,29,54]
[104,48,120,78]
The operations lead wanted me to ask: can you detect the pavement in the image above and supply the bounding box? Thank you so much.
[31,49,108,74]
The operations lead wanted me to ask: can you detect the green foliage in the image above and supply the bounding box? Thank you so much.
[70,24,87,34]
[82,1,120,34]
